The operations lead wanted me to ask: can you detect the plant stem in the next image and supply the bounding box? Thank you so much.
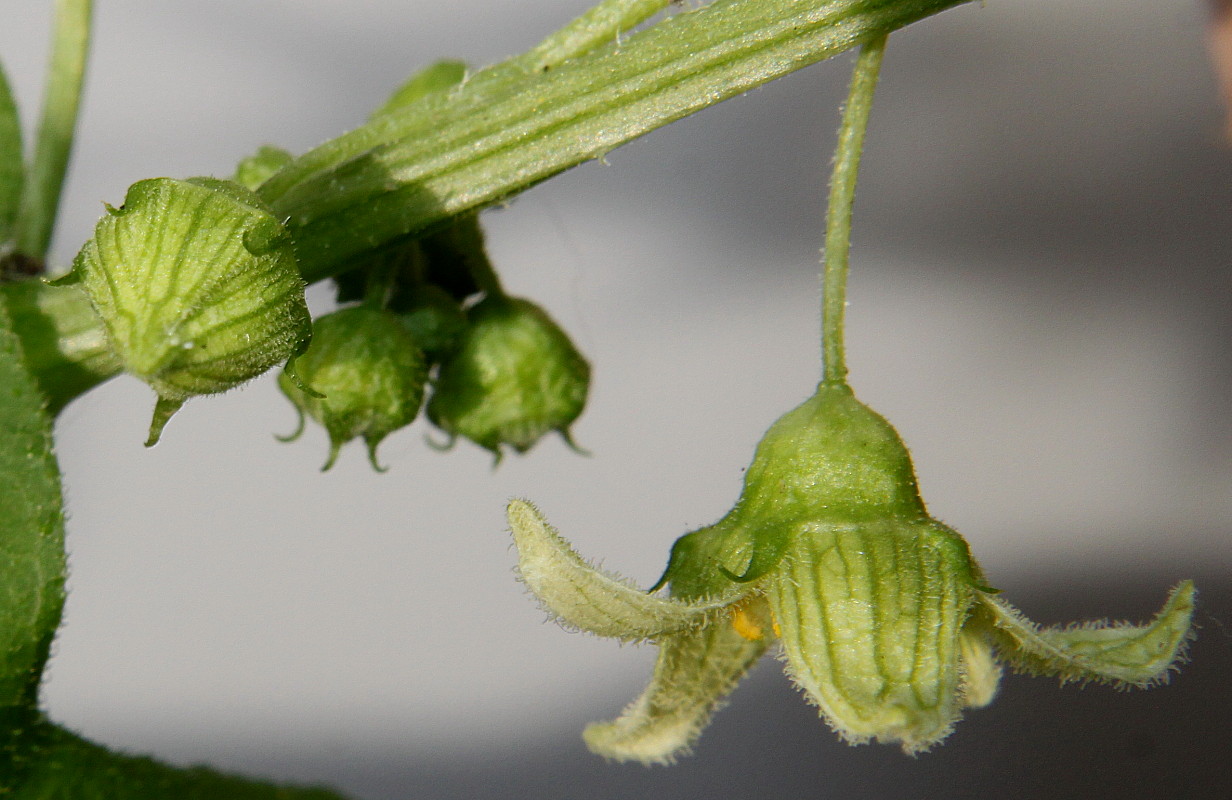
[822,34,887,387]
[15,0,93,262]
[264,0,968,283]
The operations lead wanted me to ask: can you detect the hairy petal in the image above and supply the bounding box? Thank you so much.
[957,628,1001,709]
[583,601,770,765]
[973,580,1196,688]
[508,499,734,641]
[769,519,973,753]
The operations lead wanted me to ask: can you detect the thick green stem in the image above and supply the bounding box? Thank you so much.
[262,0,968,283]
[822,34,887,386]
[15,0,93,261]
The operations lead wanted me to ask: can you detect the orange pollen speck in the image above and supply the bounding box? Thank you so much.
[730,603,764,641]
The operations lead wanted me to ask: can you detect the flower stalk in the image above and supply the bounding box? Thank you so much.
[823,35,886,386]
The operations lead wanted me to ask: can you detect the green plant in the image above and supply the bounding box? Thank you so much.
[0,1,1201,796]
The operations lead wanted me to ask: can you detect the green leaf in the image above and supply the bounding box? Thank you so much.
[260,0,972,283]
[9,721,348,799]
[0,286,66,775]
[0,57,22,243]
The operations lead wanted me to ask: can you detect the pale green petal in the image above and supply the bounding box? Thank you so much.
[508,499,734,641]
[769,519,973,753]
[958,628,1001,709]
[583,602,770,765]
[973,580,1195,688]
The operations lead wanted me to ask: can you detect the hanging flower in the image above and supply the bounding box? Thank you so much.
[508,383,1195,764]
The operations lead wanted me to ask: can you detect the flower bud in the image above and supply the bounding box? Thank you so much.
[233,145,293,191]
[426,295,589,458]
[278,305,427,471]
[397,284,466,359]
[69,177,311,445]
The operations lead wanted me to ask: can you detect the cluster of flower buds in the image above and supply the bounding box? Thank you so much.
[279,209,589,469]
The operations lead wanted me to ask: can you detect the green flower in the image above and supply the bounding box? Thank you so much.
[508,382,1194,764]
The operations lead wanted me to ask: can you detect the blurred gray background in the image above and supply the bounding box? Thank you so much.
[2,1,1230,798]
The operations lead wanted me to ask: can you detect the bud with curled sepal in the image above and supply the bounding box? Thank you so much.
[426,295,589,459]
[67,177,312,445]
[278,305,427,471]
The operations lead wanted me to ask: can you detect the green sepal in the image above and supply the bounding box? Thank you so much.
[582,609,768,765]
[396,283,467,359]
[144,395,185,447]
[508,500,734,642]
[717,524,791,584]
[972,580,1196,688]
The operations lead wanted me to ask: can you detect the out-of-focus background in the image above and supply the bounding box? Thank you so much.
[3,1,1230,797]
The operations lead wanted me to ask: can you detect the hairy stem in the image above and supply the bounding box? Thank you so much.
[822,34,887,386]
[15,0,93,261]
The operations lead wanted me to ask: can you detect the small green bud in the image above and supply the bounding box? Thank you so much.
[372,59,468,118]
[278,305,427,471]
[397,284,466,359]
[70,177,311,445]
[427,295,589,458]
[233,145,294,191]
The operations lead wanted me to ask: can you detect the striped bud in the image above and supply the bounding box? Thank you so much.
[69,177,311,445]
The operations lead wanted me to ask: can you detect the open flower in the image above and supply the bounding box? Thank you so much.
[508,382,1195,764]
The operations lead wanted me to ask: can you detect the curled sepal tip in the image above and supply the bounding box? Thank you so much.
[145,396,185,447]
[507,499,732,642]
[584,612,769,765]
[973,580,1196,689]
